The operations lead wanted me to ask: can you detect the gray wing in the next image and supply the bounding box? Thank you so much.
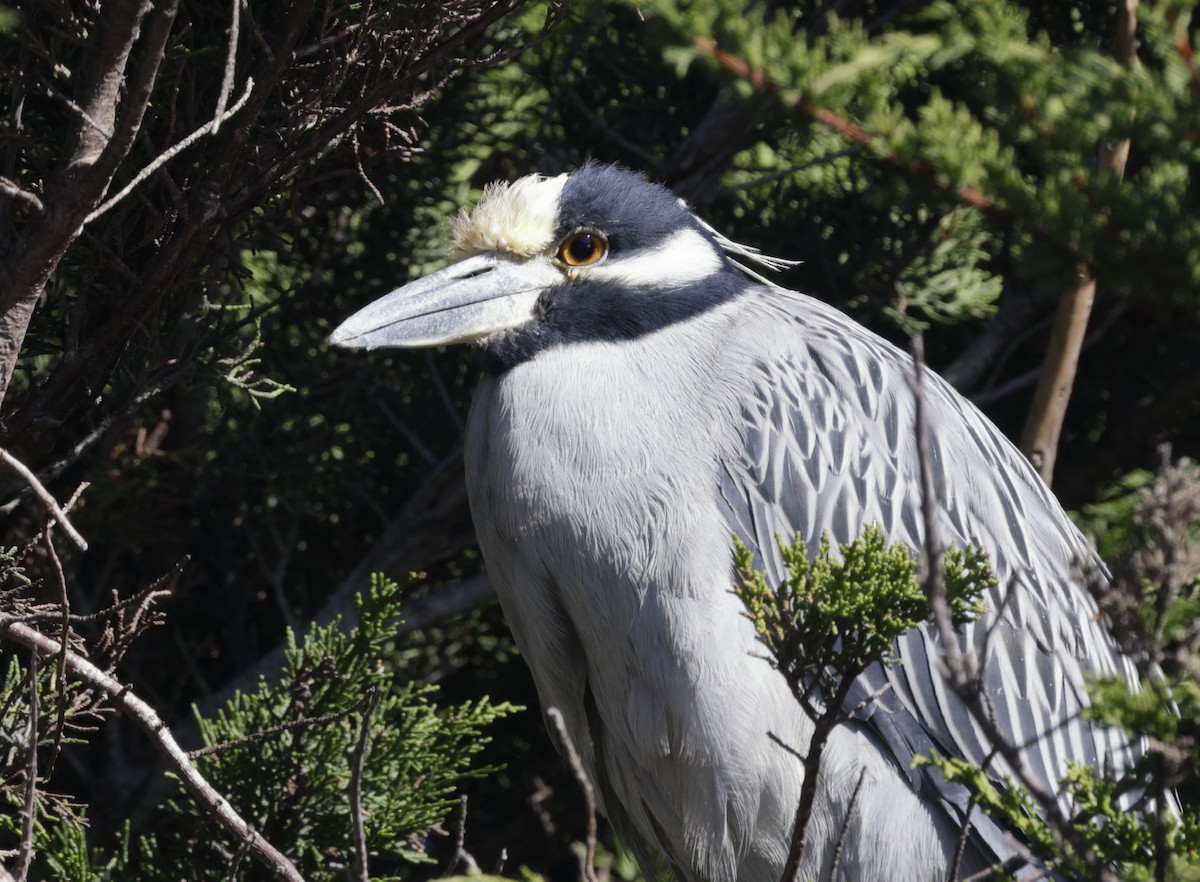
[715,287,1142,865]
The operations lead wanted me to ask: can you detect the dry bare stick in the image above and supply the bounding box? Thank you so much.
[1020,0,1139,486]
[0,448,87,550]
[210,0,241,135]
[0,176,43,213]
[826,766,866,882]
[910,336,957,670]
[0,620,307,882]
[910,343,1119,882]
[438,794,472,876]
[13,646,37,882]
[349,686,381,882]
[85,78,254,225]
[547,707,599,882]
[0,0,180,408]
[41,533,71,780]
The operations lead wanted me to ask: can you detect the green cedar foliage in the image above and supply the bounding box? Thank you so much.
[10,574,517,882]
[133,574,517,882]
[733,526,990,716]
[640,0,1200,327]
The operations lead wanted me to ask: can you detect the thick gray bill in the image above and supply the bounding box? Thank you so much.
[329,253,559,349]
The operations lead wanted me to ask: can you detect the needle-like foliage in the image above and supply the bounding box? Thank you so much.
[734,526,989,713]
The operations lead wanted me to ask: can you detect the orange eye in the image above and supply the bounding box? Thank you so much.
[558,231,608,267]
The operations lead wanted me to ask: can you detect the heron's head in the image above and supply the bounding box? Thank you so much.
[330,163,776,371]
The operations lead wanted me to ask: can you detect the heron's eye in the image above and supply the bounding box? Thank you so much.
[558,231,608,267]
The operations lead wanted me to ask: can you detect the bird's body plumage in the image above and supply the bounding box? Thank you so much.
[332,163,1144,881]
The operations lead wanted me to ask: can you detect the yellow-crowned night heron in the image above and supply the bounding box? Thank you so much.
[331,163,1142,881]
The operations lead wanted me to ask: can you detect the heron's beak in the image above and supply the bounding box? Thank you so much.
[329,253,560,349]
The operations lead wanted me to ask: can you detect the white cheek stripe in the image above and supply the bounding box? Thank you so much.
[588,228,723,289]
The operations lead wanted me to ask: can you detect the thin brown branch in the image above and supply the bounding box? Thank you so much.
[1019,266,1097,485]
[693,36,995,214]
[439,794,470,876]
[547,707,598,882]
[349,685,381,882]
[910,341,1119,882]
[948,788,980,882]
[780,674,858,882]
[85,77,254,225]
[0,620,307,882]
[0,176,43,213]
[1020,0,1138,486]
[827,766,866,882]
[13,647,37,882]
[911,334,958,673]
[0,448,87,550]
[210,0,241,135]
[41,533,70,780]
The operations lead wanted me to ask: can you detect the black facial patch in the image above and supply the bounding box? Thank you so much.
[478,162,752,373]
[480,272,751,373]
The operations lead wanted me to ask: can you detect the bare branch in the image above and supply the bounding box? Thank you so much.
[910,334,958,673]
[0,620,307,882]
[910,338,1119,882]
[210,0,241,135]
[948,788,980,882]
[439,794,471,876]
[827,766,866,882]
[1020,0,1139,485]
[41,533,71,780]
[0,176,43,213]
[349,686,381,882]
[0,448,87,551]
[85,77,254,225]
[13,647,37,882]
[780,674,859,882]
[547,707,598,882]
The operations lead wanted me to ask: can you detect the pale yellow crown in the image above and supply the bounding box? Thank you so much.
[448,173,569,261]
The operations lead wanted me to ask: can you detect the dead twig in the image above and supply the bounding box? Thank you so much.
[0,620,307,882]
[780,674,859,882]
[827,766,867,882]
[41,533,70,780]
[85,77,254,225]
[210,0,241,135]
[0,448,87,551]
[0,176,43,213]
[13,646,37,882]
[349,685,381,882]
[547,707,598,882]
[910,338,1118,882]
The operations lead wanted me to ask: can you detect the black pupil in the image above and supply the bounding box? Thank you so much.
[567,234,597,263]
